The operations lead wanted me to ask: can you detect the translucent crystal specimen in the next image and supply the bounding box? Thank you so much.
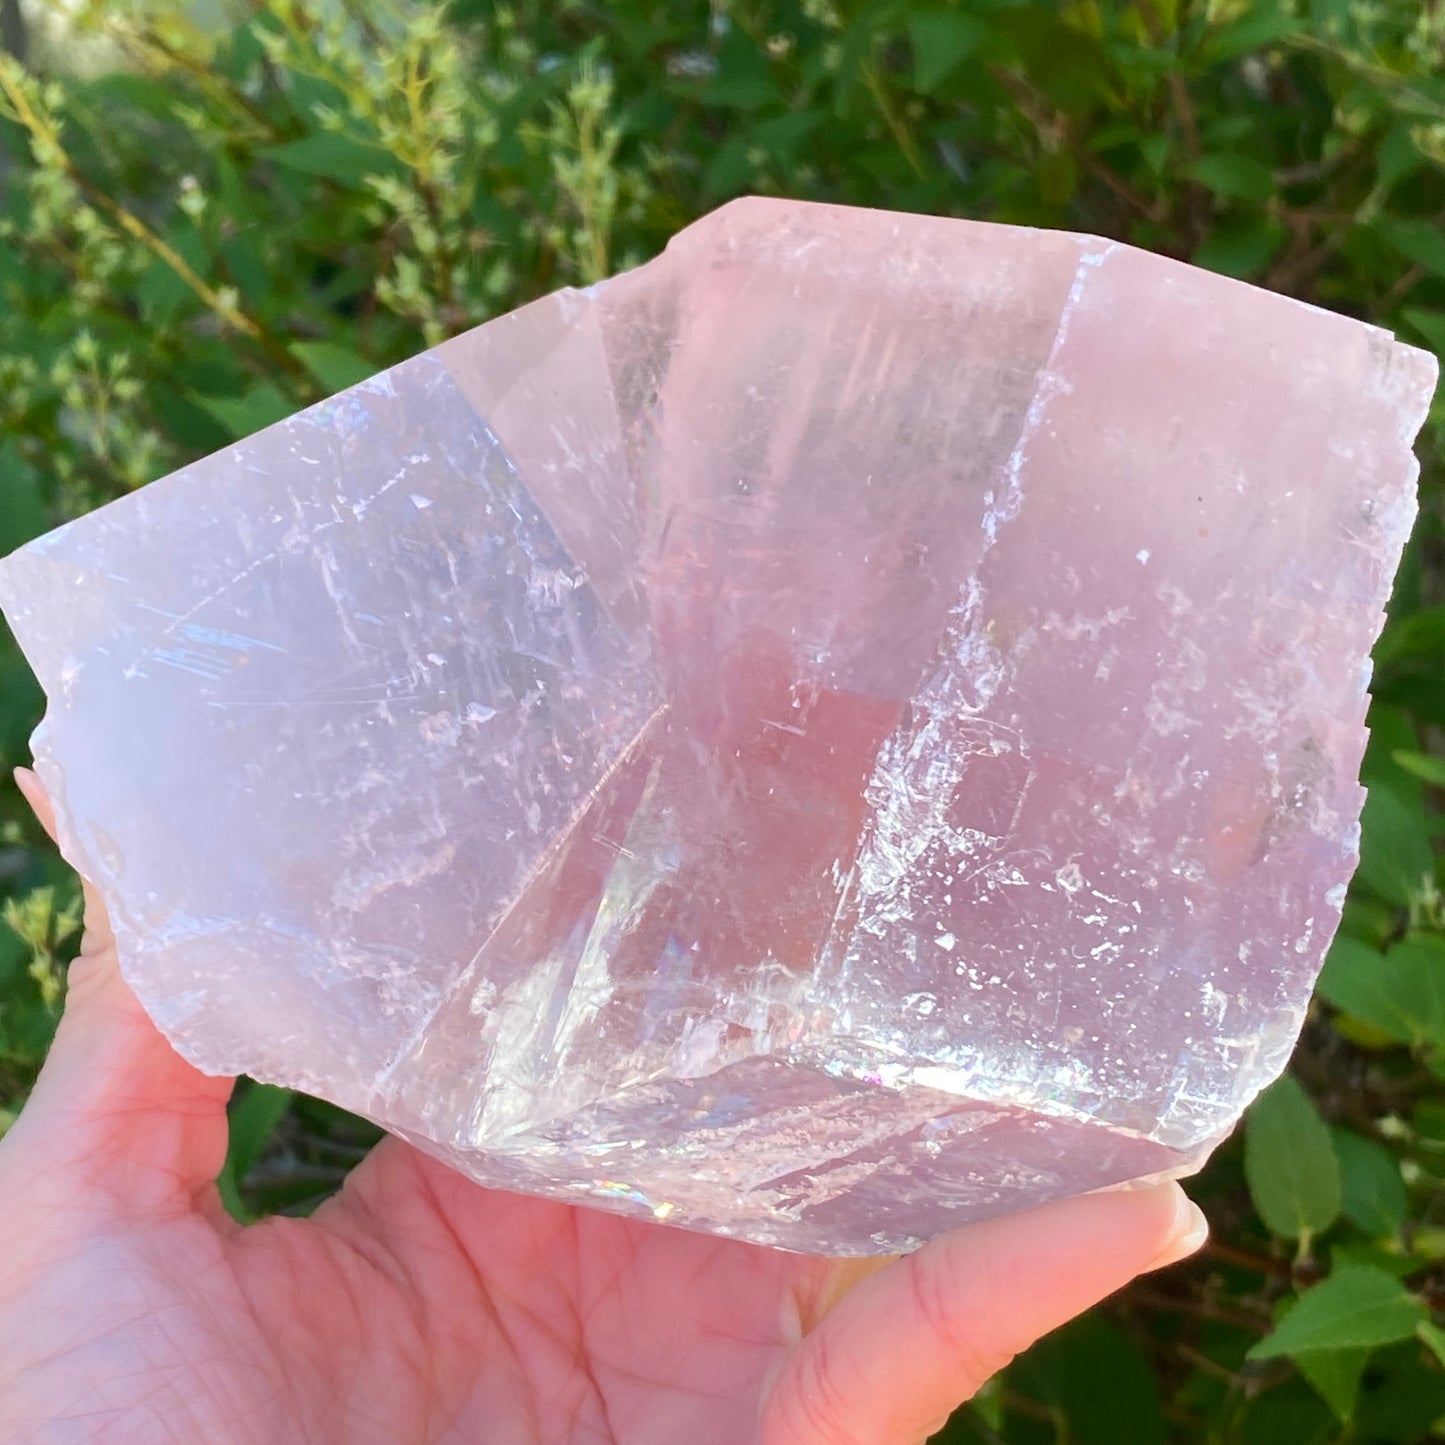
[0,199,1434,1254]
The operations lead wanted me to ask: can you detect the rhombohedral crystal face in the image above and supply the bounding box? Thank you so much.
[0,198,1434,1253]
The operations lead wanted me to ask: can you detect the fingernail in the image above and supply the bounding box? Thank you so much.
[1147,1188,1208,1271]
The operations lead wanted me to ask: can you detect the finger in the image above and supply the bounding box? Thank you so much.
[8,767,236,1219]
[14,764,58,842]
[15,766,115,958]
[765,1180,1206,1445]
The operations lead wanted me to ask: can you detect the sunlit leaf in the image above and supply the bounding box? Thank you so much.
[193,384,294,441]
[264,131,405,186]
[1331,1127,1408,1236]
[1356,783,1435,907]
[291,341,377,393]
[218,1080,295,1223]
[1296,1346,1369,1423]
[1317,934,1445,1049]
[907,10,986,94]
[1245,1075,1341,1241]
[1248,1267,1425,1359]
[1191,154,1275,201]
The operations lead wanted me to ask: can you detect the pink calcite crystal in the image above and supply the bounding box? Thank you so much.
[0,199,1434,1253]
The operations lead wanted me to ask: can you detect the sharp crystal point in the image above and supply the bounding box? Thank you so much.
[0,198,1435,1253]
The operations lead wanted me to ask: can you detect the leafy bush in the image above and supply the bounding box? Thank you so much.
[2,1,1445,1439]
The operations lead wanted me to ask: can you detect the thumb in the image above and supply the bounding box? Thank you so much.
[765,1180,1206,1445]
[6,767,235,1217]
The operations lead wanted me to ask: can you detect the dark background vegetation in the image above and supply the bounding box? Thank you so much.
[2,1,1445,1439]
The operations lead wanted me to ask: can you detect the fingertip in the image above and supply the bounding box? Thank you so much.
[1144,1184,1208,1271]
[12,765,58,844]
[13,763,38,803]
[764,1181,1211,1445]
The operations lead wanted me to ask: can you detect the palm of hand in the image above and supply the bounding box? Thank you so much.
[3,1076,872,1443]
[0,776,1203,1445]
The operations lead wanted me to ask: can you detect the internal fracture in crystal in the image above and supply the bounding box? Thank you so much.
[0,199,1434,1254]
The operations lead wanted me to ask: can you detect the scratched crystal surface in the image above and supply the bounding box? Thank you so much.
[0,199,1435,1254]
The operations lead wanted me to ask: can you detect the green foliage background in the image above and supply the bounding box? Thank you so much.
[2,0,1445,1438]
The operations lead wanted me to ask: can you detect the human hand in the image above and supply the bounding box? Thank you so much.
[0,767,1205,1445]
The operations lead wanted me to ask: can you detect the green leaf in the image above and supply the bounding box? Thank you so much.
[193,384,294,440]
[1375,603,1445,665]
[907,10,986,94]
[1234,1378,1337,1445]
[1393,750,1445,787]
[1417,1319,1445,1369]
[969,1375,1004,1433]
[1317,934,1445,1049]
[1194,215,1286,279]
[1377,218,1445,279]
[700,136,759,201]
[264,131,404,187]
[1248,1266,1426,1360]
[291,341,377,394]
[1331,1127,1408,1236]
[1402,307,1445,360]
[1199,115,1258,146]
[1390,514,1425,615]
[1377,125,1425,191]
[1198,4,1299,62]
[218,1081,295,1223]
[701,111,825,199]
[0,650,45,775]
[229,1081,294,1182]
[80,71,188,123]
[701,27,780,111]
[1338,894,1398,950]
[1013,1316,1166,1445]
[150,384,232,454]
[220,231,270,308]
[1329,1242,1426,1277]
[1363,705,1424,806]
[1138,131,1171,175]
[1318,936,1394,1029]
[0,443,48,555]
[1295,1346,1370,1423]
[137,246,203,325]
[1381,935,1445,1048]
[223,16,267,79]
[1190,154,1276,201]
[993,8,1116,110]
[1354,1347,1445,1440]
[1356,782,1434,907]
[1244,1074,1341,1241]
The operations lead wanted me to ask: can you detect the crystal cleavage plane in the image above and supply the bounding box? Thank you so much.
[0,199,1435,1254]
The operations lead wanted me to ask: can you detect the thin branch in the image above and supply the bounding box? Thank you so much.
[116,28,284,140]
[0,61,305,384]
[1129,1287,1271,1334]
[987,66,1167,227]
[1203,1238,1293,1279]
[862,60,925,180]
[1382,261,1428,312]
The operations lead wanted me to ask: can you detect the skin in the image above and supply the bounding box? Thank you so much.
[0,767,1205,1445]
